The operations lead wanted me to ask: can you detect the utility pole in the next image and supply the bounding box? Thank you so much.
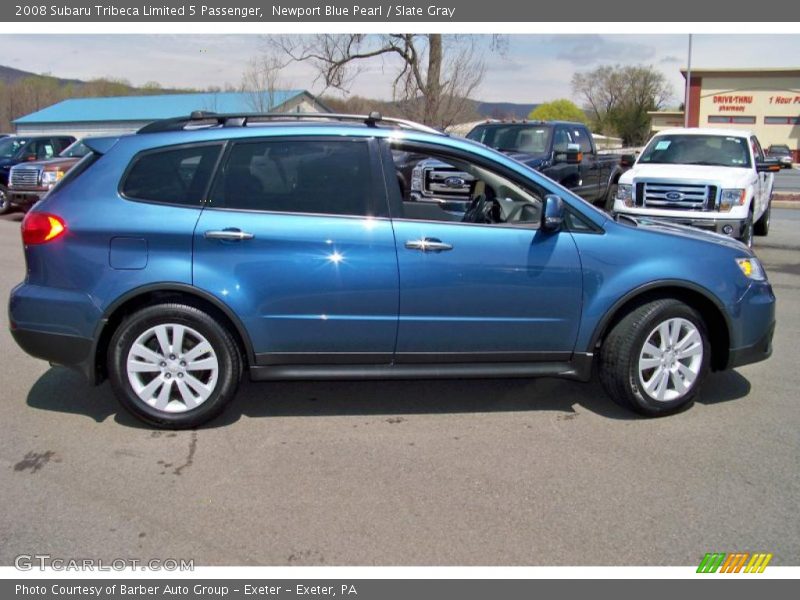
[684,34,693,127]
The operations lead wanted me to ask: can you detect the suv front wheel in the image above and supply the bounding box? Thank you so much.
[108,303,241,428]
[599,299,710,416]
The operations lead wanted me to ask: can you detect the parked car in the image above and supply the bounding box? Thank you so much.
[9,112,775,428]
[0,135,76,214]
[405,120,631,208]
[7,139,92,211]
[766,144,794,168]
[612,128,779,247]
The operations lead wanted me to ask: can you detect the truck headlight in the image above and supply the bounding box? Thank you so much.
[615,183,633,207]
[736,257,766,281]
[410,166,423,192]
[719,189,745,212]
[41,170,65,188]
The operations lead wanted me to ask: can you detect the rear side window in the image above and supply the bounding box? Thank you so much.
[122,144,222,206]
[209,139,374,216]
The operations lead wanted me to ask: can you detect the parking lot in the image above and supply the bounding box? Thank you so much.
[0,208,798,567]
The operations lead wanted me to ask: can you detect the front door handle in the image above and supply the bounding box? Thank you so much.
[405,238,453,252]
[204,229,254,241]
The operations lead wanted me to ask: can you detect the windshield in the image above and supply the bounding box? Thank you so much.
[638,134,751,168]
[59,140,91,158]
[467,125,554,155]
[769,146,790,156]
[0,138,29,159]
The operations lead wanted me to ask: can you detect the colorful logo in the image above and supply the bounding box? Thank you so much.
[697,552,773,573]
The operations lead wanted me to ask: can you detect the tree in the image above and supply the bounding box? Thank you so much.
[572,64,672,145]
[528,99,587,123]
[271,34,491,129]
[240,51,288,112]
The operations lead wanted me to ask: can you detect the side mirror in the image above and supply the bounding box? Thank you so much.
[554,143,583,164]
[541,195,565,232]
[756,158,781,173]
[620,153,636,167]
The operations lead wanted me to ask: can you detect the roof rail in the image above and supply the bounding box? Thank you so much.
[137,110,444,136]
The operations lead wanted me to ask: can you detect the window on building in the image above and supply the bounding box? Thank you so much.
[765,116,800,125]
[122,144,222,206]
[209,139,374,217]
[708,116,756,124]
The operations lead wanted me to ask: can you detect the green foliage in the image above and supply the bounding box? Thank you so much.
[528,99,587,123]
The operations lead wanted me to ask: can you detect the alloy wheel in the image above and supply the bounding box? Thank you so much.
[126,323,219,413]
[637,317,703,402]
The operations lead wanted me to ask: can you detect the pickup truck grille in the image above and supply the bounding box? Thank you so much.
[641,182,716,210]
[423,167,473,198]
[10,168,40,188]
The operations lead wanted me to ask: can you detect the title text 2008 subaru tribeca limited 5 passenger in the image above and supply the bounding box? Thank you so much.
[8,112,775,428]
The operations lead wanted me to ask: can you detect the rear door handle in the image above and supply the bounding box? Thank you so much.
[405,238,453,252]
[204,229,254,241]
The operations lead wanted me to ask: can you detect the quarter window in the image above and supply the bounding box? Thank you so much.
[122,144,222,205]
[210,139,374,217]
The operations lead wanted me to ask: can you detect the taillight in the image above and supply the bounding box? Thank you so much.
[21,212,67,245]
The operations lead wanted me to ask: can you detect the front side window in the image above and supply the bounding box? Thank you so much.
[390,144,546,227]
[570,127,593,153]
[122,144,222,205]
[209,139,374,217]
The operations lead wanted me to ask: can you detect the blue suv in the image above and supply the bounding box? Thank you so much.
[8,112,775,428]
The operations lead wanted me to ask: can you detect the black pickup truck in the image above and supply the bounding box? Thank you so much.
[401,120,631,209]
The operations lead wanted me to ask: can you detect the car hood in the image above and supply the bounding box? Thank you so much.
[622,163,754,187]
[16,156,80,170]
[618,213,751,254]
[501,151,549,169]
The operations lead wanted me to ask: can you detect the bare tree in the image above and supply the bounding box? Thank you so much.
[572,64,672,145]
[271,34,489,129]
[240,51,288,112]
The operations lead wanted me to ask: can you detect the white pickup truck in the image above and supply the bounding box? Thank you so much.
[612,128,781,247]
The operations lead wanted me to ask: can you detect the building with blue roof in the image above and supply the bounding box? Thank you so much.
[13,90,329,138]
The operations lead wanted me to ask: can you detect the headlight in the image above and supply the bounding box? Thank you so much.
[719,188,746,212]
[615,183,633,207]
[41,170,65,188]
[736,257,766,281]
[410,166,423,192]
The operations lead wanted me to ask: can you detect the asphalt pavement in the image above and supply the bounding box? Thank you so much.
[774,165,800,192]
[0,211,798,566]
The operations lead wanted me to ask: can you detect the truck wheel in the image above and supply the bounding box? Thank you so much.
[603,182,618,213]
[0,186,11,215]
[754,202,771,236]
[108,303,241,429]
[599,299,710,417]
[740,209,754,248]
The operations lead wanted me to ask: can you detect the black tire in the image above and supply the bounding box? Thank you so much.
[0,186,11,215]
[740,208,754,248]
[599,299,710,417]
[754,201,771,236]
[108,303,241,429]
[602,181,619,213]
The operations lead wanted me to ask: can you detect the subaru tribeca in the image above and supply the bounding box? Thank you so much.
[8,112,775,428]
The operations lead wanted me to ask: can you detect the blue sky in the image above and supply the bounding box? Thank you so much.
[2,34,799,106]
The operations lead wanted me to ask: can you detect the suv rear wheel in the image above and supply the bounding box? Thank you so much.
[108,303,241,428]
[599,299,710,416]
